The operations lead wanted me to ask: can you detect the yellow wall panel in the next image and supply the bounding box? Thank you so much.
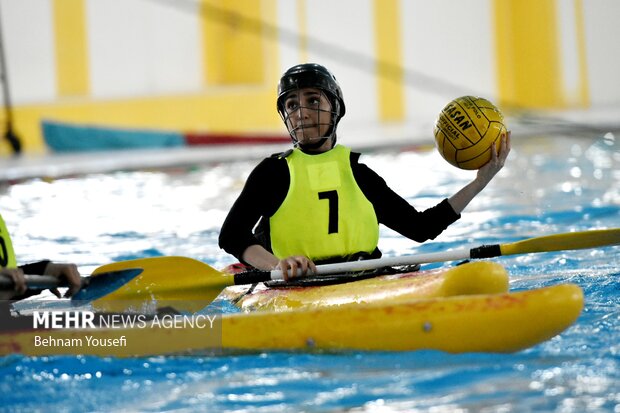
[495,0,563,109]
[201,0,265,85]
[52,0,89,97]
[373,0,404,121]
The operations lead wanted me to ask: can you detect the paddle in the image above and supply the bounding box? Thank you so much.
[0,269,143,302]
[92,228,620,311]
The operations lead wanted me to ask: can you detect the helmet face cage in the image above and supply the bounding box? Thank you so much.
[277,64,346,148]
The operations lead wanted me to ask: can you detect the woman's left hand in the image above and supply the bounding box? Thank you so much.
[44,262,82,298]
[477,131,511,184]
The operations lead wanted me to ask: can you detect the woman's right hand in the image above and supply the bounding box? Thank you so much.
[276,256,317,281]
[240,245,317,281]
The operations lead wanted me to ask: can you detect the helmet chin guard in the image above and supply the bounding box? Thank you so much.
[277,63,346,150]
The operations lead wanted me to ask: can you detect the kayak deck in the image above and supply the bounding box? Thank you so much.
[227,261,511,312]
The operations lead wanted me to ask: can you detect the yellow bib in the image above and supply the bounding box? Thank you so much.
[270,145,379,260]
[0,213,17,268]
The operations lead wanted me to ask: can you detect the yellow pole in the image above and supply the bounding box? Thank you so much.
[494,0,563,109]
[373,0,404,121]
[52,0,89,96]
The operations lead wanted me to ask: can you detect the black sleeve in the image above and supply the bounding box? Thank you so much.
[352,153,461,243]
[218,156,289,261]
[18,260,51,275]
[10,260,52,300]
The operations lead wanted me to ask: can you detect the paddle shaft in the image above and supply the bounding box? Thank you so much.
[256,248,472,282]
[0,274,71,290]
[254,228,620,281]
[232,246,489,284]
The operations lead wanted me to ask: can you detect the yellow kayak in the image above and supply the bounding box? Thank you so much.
[0,283,582,356]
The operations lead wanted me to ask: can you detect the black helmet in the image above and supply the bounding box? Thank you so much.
[277,63,346,119]
[277,63,346,149]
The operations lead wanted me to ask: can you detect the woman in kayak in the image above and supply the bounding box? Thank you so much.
[219,63,510,280]
[0,213,81,300]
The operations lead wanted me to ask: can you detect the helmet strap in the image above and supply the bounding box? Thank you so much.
[297,137,329,151]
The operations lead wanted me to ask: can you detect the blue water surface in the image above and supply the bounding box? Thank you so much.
[0,133,618,412]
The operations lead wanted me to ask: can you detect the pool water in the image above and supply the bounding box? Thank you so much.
[0,133,619,412]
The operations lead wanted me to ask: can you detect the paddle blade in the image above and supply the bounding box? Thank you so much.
[91,256,236,312]
[71,269,143,302]
[500,228,620,256]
